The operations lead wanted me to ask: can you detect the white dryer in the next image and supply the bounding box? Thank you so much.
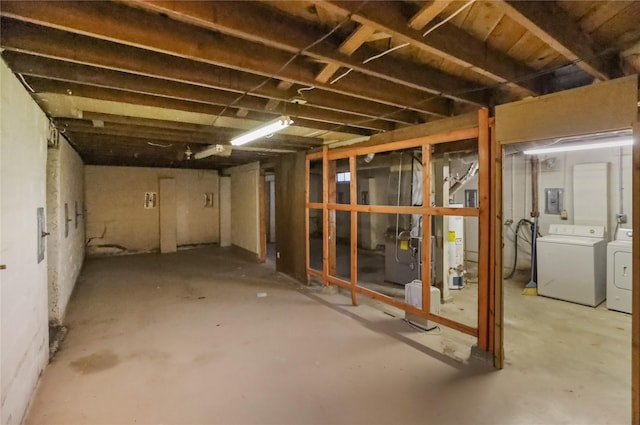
[537,224,607,307]
[607,228,633,314]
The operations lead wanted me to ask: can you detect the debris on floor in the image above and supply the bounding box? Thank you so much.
[48,324,68,362]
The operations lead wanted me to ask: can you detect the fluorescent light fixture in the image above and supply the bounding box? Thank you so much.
[523,137,633,155]
[230,116,293,146]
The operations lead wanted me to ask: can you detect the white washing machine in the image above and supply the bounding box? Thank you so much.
[537,224,607,307]
[607,228,633,314]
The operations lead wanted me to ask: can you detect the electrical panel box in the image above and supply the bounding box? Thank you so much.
[545,188,564,215]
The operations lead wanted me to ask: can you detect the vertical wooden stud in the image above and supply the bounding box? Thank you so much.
[493,119,505,369]
[632,120,639,425]
[350,155,358,305]
[322,146,330,285]
[477,108,490,351]
[421,144,432,318]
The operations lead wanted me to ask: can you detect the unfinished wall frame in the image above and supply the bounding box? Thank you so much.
[305,110,492,350]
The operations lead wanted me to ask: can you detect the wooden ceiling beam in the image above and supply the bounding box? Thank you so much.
[495,1,616,81]
[55,118,322,150]
[23,76,382,135]
[316,24,375,83]
[409,1,453,30]
[0,2,454,117]
[4,51,393,132]
[122,0,485,105]
[0,19,431,124]
[318,1,541,96]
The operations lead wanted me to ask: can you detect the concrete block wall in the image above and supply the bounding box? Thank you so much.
[85,166,220,254]
[0,60,50,425]
[46,136,85,324]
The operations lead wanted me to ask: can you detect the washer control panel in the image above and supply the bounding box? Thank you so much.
[548,224,605,238]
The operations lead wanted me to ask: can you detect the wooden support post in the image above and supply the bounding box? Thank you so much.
[327,158,337,279]
[322,146,330,285]
[493,118,505,369]
[421,144,432,318]
[477,108,490,351]
[349,155,358,305]
[632,120,639,425]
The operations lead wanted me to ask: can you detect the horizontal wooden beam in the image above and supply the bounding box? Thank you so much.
[55,118,322,151]
[124,0,486,106]
[0,2,453,117]
[319,1,541,96]
[67,134,271,169]
[4,51,393,133]
[0,18,428,125]
[23,76,380,136]
[73,113,324,147]
[496,0,615,81]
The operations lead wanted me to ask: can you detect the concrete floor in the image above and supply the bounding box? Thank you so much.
[26,247,631,424]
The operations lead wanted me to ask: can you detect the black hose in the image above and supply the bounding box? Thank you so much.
[505,218,534,280]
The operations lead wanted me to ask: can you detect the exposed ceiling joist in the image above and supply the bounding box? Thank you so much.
[496,0,616,81]
[316,24,375,83]
[408,0,453,30]
[122,0,487,106]
[318,0,542,96]
[0,18,441,123]
[4,51,395,132]
[0,2,457,116]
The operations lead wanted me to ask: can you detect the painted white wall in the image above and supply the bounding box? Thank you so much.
[219,176,231,247]
[502,145,633,272]
[85,166,219,254]
[46,136,85,324]
[1,60,50,425]
[229,162,261,254]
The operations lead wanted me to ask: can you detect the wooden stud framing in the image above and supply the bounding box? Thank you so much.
[322,146,330,285]
[349,155,359,305]
[421,143,432,319]
[632,120,639,425]
[477,108,490,351]
[327,127,480,160]
[306,110,492,347]
[490,117,504,368]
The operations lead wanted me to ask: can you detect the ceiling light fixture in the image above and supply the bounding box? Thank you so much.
[523,137,633,155]
[230,116,293,146]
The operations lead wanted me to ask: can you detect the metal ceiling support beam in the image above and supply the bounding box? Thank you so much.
[0,2,454,116]
[496,0,615,81]
[319,1,541,96]
[123,0,486,105]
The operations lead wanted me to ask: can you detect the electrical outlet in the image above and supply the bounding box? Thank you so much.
[616,213,627,224]
[276,252,281,259]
